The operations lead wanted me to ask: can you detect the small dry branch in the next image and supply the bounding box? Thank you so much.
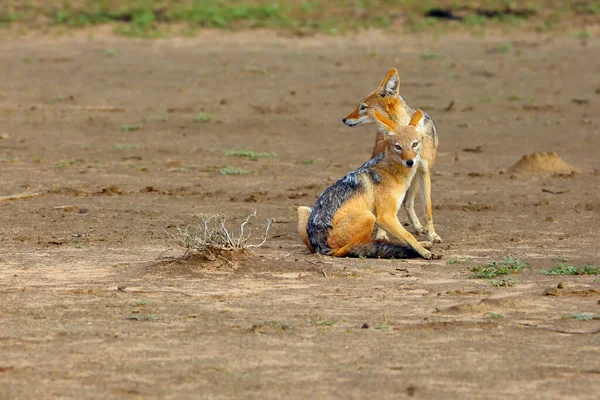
[165,210,271,260]
[0,192,42,202]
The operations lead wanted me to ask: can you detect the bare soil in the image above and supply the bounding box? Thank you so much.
[1,29,599,399]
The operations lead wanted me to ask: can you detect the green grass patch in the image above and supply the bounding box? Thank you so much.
[507,95,535,102]
[225,150,277,159]
[471,96,496,104]
[245,66,268,74]
[469,256,530,279]
[121,124,143,132]
[489,277,517,287]
[575,30,591,39]
[563,314,600,321]
[311,320,335,327]
[0,0,589,36]
[219,167,250,175]
[463,14,489,26]
[301,160,314,165]
[374,324,390,330]
[541,263,599,276]
[491,43,512,53]
[54,159,79,168]
[446,257,470,265]
[195,112,215,122]
[487,312,504,319]
[421,52,441,61]
[113,143,141,150]
[102,48,118,57]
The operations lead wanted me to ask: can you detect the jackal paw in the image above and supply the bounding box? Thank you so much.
[413,225,425,235]
[375,230,389,240]
[431,252,443,260]
[426,232,442,244]
[418,241,433,250]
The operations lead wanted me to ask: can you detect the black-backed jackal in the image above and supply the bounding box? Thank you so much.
[342,68,441,244]
[298,110,438,259]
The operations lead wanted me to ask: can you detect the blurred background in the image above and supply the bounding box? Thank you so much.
[1,1,598,37]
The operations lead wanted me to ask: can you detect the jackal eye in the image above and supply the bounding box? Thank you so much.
[394,144,402,151]
[412,141,418,148]
[359,104,367,111]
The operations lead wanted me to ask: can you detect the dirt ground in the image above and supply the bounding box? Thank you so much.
[1,28,599,399]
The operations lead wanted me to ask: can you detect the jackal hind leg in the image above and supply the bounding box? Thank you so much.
[329,211,377,257]
[418,169,442,243]
[404,179,425,234]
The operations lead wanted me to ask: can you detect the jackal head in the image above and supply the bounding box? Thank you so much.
[373,109,425,169]
[342,68,401,127]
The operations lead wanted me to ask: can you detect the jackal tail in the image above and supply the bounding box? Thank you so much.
[346,239,420,258]
[297,206,315,253]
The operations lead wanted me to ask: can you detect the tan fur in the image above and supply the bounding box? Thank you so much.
[342,68,441,243]
[297,206,314,253]
[322,110,434,259]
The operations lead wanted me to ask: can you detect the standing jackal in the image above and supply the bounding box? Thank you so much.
[300,109,437,259]
[342,68,441,244]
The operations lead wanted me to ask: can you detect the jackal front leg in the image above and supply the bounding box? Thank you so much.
[376,215,433,260]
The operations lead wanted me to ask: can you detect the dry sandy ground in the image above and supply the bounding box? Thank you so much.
[0,29,599,399]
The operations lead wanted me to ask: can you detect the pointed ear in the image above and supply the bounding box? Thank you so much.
[377,68,400,97]
[373,110,397,133]
[409,109,426,132]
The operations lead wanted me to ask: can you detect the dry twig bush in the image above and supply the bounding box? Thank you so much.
[165,210,271,265]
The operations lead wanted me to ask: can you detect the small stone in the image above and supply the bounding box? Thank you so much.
[361,323,369,329]
[557,282,565,289]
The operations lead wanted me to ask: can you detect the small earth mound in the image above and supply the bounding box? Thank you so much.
[508,152,579,175]
[141,249,299,277]
[143,249,257,278]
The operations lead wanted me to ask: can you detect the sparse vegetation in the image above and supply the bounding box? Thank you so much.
[226,150,277,159]
[54,159,82,168]
[563,314,600,321]
[113,143,141,150]
[195,112,214,122]
[121,124,143,132]
[165,210,271,261]
[301,160,314,165]
[541,263,599,275]
[489,277,517,287]
[0,1,594,36]
[245,66,267,74]
[469,257,530,279]
[447,257,470,265]
[421,52,441,61]
[507,95,535,103]
[488,312,504,319]
[311,320,336,327]
[219,167,250,175]
[471,96,496,104]
[102,49,118,57]
[575,30,591,39]
[491,43,512,53]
